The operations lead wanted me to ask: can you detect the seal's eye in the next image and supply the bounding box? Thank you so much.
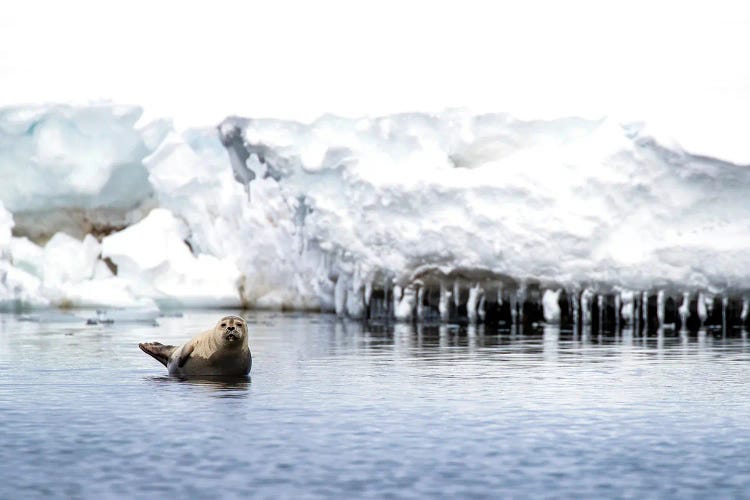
[236,322,243,328]
[221,323,226,327]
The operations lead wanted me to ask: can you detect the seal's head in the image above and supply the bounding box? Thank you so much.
[214,315,248,348]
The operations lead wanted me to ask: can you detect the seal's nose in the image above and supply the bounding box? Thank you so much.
[227,326,235,331]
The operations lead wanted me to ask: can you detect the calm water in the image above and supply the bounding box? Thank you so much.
[1,311,749,499]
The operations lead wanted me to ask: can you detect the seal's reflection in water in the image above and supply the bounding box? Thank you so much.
[145,375,251,398]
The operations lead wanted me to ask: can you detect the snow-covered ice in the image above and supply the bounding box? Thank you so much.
[101,208,241,308]
[1,104,749,326]
[0,104,167,241]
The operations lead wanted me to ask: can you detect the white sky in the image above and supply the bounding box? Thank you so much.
[1,0,749,128]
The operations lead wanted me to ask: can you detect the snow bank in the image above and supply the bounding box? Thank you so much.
[101,208,241,308]
[0,202,48,309]
[212,113,750,299]
[1,104,749,319]
[0,104,168,240]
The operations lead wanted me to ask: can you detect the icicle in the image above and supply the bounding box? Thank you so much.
[581,289,594,325]
[383,276,391,319]
[346,282,364,319]
[439,281,450,322]
[620,291,634,325]
[416,286,425,321]
[642,291,649,328]
[334,275,347,317]
[467,283,482,324]
[722,296,728,333]
[393,285,403,317]
[509,292,519,324]
[697,292,708,324]
[597,294,604,331]
[478,295,486,322]
[614,293,621,331]
[678,292,690,330]
[516,285,527,324]
[706,294,715,320]
[453,280,460,307]
[741,297,749,323]
[657,290,665,327]
[542,289,561,324]
[364,280,373,307]
[497,284,504,306]
[571,289,580,327]
[395,286,415,322]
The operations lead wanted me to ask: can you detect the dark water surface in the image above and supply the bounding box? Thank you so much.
[1,311,749,499]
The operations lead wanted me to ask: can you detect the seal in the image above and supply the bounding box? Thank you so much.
[139,315,251,377]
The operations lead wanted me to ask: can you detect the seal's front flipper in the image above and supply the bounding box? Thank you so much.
[177,344,195,368]
[139,342,177,367]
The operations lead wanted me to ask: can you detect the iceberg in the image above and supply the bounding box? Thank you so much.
[0,104,169,241]
[1,104,749,328]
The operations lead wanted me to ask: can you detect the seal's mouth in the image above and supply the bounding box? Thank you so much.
[225,332,239,342]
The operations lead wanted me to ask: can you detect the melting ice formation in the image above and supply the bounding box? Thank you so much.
[1,103,749,329]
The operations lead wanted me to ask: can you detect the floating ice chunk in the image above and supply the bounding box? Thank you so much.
[18,312,78,323]
[87,305,160,324]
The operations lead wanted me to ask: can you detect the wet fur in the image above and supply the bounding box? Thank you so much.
[139,316,251,377]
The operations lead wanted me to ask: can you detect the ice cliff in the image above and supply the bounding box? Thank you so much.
[1,104,748,329]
